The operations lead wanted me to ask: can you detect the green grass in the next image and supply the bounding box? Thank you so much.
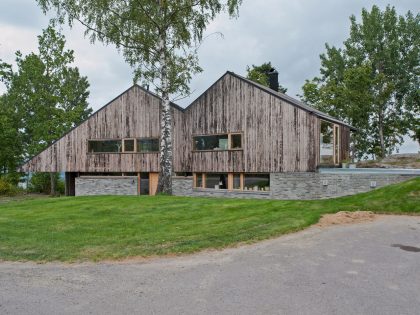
[0,178,419,262]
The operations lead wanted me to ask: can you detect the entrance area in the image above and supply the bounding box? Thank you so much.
[139,172,159,196]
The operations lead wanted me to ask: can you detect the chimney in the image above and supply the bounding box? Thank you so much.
[267,68,279,92]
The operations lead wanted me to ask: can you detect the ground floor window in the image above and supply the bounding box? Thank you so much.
[194,173,269,192]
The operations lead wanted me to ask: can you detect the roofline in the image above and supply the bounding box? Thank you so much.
[224,71,357,131]
[18,84,183,170]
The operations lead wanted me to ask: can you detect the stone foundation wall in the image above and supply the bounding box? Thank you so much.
[270,173,417,199]
[172,173,417,200]
[75,177,138,196]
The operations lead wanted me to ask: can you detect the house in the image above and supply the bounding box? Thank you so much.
[20,71,415,199]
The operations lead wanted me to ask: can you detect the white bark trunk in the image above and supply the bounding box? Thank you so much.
[157,35,173,194]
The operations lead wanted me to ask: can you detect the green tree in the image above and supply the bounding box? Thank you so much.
[36,0,242,194]
[301,6,420,159]
[246,62,287,93]
[0,95,23,177]
[0,26,92,194]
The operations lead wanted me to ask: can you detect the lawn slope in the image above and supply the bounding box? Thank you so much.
[0,178,418,262]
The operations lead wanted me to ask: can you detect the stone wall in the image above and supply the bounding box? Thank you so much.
[75,177,138,196]
[270,173,417,199]
[172,173,417,200]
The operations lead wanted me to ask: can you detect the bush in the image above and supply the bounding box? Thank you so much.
[0,177,18,196]
[29,172,65,195]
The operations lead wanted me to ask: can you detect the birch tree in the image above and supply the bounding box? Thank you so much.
[36,0,242,194]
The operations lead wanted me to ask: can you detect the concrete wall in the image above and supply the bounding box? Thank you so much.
[172,173,417,200]
[75,177,138,196]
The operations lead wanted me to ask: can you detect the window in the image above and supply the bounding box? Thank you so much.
[88,140,122,153]
[195,173,203,188]
[320,121,340,165]
[194,173,269,192]
[244,174,270,191]
[137,138,159,153]
[205,173,228,189]
[123,139,135,152]
[232,173,242,189]
[230,134,242,149]
[193,133,242,151]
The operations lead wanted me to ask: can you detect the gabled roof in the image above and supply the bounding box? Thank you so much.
[185,71,356,131]
[19,84,183,170]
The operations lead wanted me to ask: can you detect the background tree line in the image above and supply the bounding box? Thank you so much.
[0,25,91,195]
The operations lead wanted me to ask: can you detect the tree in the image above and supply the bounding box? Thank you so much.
[0,95,23,176]
[301,6,420,159]
[36,0,242,194]
[246,62,287,93]
[0,26,92,194]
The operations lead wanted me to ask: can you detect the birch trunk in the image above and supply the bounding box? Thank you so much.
[156,34,173,194]
[378,107,385,158]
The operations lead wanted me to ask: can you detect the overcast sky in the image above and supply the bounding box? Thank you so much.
[0,0,418,153]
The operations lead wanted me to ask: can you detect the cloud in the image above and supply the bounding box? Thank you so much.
[0,0,418,153]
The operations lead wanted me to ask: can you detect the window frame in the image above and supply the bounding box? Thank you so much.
[194,172,269,192]
[319,120,341,165]
[87,137,160,154]
[137,137,160,154]
[192,132,243,152]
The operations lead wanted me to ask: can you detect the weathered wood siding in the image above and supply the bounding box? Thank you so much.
[20,73,351,174]
[181,74,322,172]
[21,86,185,173]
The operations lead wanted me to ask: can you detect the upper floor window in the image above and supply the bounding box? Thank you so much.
[137,138,159,153]
[193,133,242,151]
[88,140,122,153]
[88,138,159,153]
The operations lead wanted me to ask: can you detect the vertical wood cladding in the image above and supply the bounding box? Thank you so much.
[21,73,351,173]
[21,86,184,173]
[181,74,327,172]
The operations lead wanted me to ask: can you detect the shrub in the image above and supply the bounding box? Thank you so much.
[0,177,18,196]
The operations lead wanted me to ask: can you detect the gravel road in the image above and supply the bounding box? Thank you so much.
[1,215,419,315]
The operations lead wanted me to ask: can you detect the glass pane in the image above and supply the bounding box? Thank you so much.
[233,174,241,189]
[195,173,203,188]
[205,173,228,189]
[140,172,149,195]
[137,138,159,152]
[194,135,228,151]
[88,140,122,153]
[244,174,270,191]
[230,134,242,149]
[124,139,135,152]
[320,121,334,164]
[334,126,340,164]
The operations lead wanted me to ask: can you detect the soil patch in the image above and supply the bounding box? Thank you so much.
[316,211,377,227]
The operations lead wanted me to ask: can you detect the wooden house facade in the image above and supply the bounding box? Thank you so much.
[20,71,354,196]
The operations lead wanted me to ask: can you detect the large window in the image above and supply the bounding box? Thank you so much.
[88,140,122,153]
[137,138,159,153]
[194,173,269,192]
[244,174,270,191]
[320,121,340,165]
[193,133,242,151]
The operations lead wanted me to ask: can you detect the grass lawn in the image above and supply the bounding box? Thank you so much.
[0,178,419,262]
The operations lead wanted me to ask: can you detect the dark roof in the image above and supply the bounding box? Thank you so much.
[225,72,357,130]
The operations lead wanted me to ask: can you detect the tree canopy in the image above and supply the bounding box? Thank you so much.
[36,0,242,193]
[0,25,91,193]
[301,5,420,159]
[246,62,287,93]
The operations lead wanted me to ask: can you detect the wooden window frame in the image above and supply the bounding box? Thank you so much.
[87,139,123,154]
[319,120,341,165]
[192,132,243,152]
[137,137,160,154]
[123,138,136,153]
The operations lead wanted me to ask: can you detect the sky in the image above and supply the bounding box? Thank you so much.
[0,0,418,153]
